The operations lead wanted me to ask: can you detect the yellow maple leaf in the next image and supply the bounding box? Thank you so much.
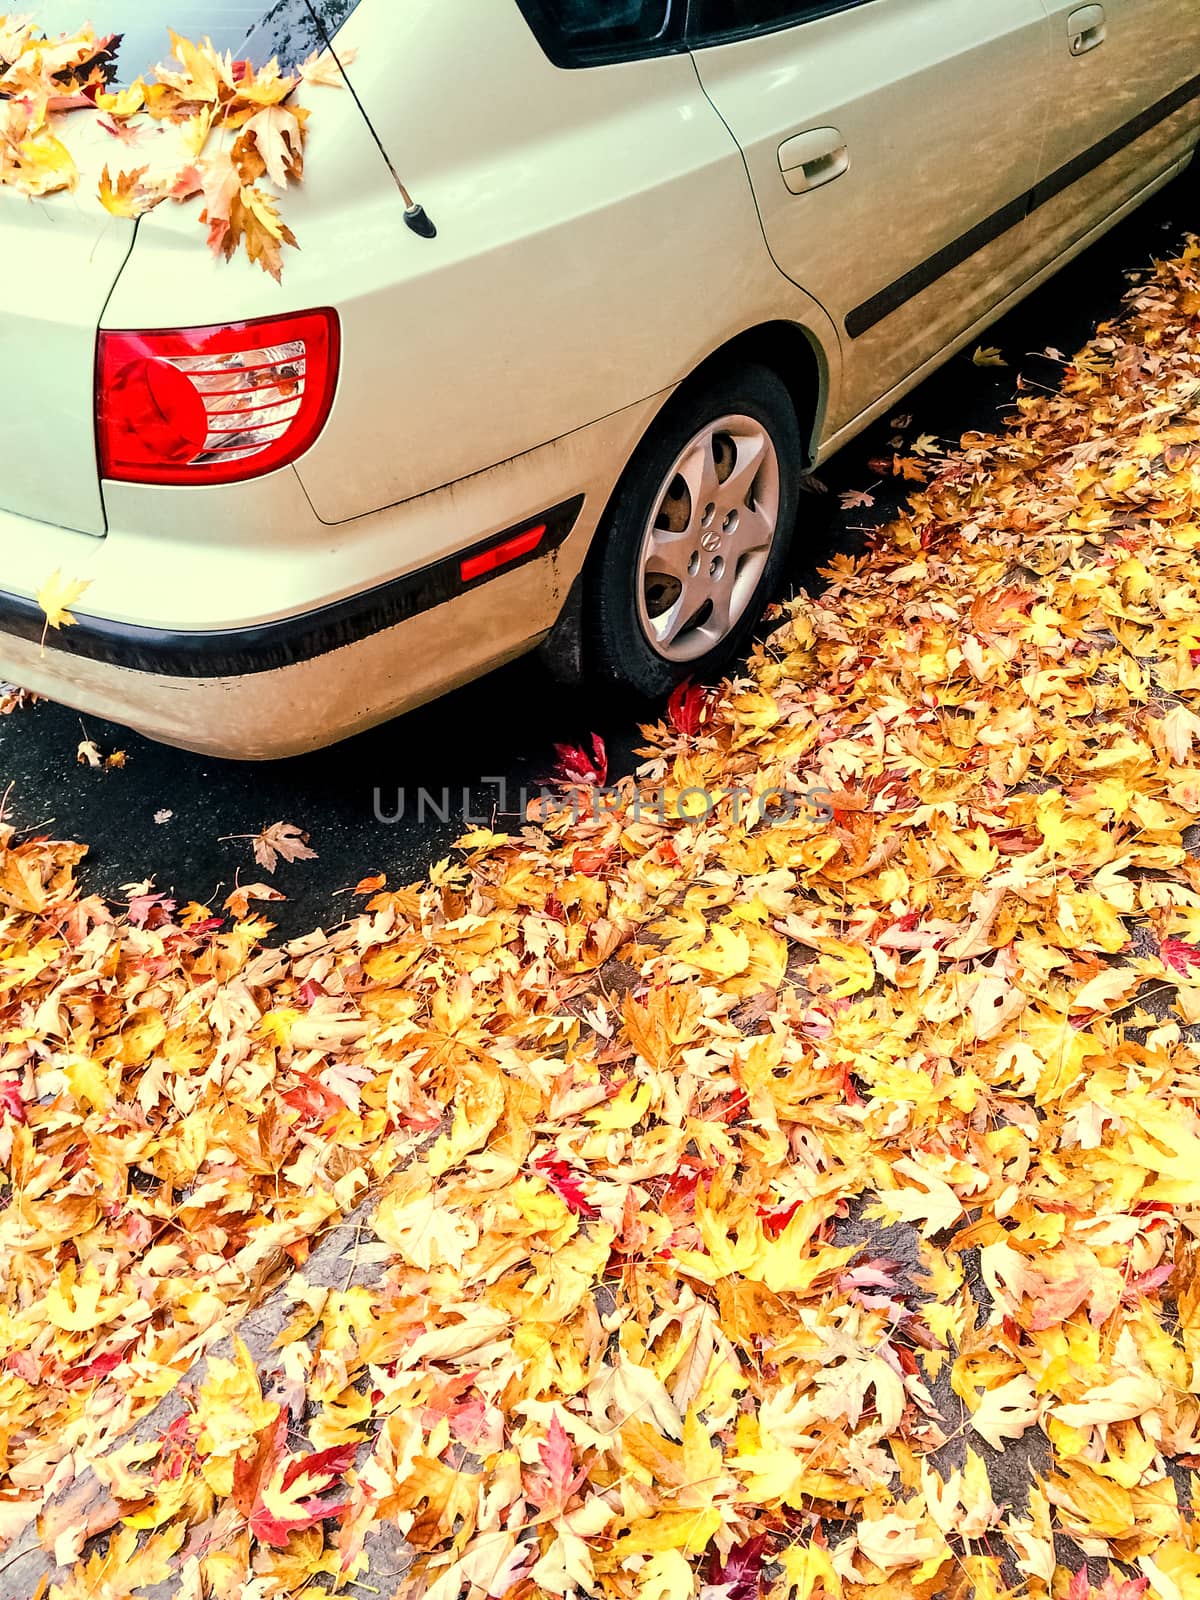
[16,131,76,196]
[194,1336,280,1494]
[98,162,150,217]
[36,568,90,630]
[230,183,299,281]
[811,938,875,998]
[165,28,226,102]
[96,80,145,118]
[639,1549,696,1600]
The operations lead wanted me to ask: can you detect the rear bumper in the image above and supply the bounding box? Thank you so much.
[0,396,663,758]
[0,498,582,680]
[0,553,571,759]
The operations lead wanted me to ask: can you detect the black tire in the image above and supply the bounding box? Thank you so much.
[583,362,803,698]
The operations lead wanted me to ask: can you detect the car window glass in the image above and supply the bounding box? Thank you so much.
[689,0,869,47]
[25,0,362,78]
[514,0,682,66]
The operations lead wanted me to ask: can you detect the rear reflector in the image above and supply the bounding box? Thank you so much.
[460,523,547,583]
[97,308,340,486]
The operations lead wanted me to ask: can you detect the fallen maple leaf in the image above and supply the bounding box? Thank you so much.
[706,1535,769,1600]
[125,888,176,929]
[250,822,318,873]
[224,882,287,919]
[0,1078,26,1123]
[571,845,613,876]
[551,734,608,787]
[95,83,145,120]
[840,487,876,509]
[248,1444,355,1547]
[1162,937,1200,974]
[533,1153,599,1220]
[667,679,711,738]
[524,1414,585,1516]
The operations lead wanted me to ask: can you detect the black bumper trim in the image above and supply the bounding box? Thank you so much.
[1,496,584,680]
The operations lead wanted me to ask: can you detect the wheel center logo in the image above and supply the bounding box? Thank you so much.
[700,530,721,553]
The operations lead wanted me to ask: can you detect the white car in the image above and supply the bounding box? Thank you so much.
[5,0,1199,758]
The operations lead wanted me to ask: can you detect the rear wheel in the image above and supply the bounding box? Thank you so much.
[585,364,802,697]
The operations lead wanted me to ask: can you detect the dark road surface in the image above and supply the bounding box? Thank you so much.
[3,180,1193,936]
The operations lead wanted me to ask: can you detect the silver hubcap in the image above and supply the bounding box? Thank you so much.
[636,414,781,663]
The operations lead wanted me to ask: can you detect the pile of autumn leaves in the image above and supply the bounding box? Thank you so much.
[0,17,338,278]
[5,250,1200,1597]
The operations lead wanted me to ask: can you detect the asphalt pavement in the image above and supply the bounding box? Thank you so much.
[2,179,1193,935]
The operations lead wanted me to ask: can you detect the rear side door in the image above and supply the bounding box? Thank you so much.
[1029,0,1200,254]
[688,0,1052,436]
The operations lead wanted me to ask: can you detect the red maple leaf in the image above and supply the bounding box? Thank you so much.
[249,1494,350,1548]
[235,1416,355,1547]
[551,734,608,787]
[523,1414,586,1514]
[667,679,711,738]
[0,1078,26,1124]
[1121,1261,1173,1303]
[127,890,177,929]
[61,1339,135,1386]
[155,1413,200,1483]
[756,1197,803,1239]
[445,1396,492,1450]
[283,1443,357,1481]
[533,1154,599,1220]
[282,1073,347,1124]
[1163,937,1200,974]
[169,164,203,202]
[571,845,613,877]
[232,1413,286,1516]
[707,1534,770,1600]
[1068,1571,1149,1600]
[249,1442,355,1545]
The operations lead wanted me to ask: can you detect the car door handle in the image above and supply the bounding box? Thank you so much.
[1067,3,1106,55]
[778,128,849,194]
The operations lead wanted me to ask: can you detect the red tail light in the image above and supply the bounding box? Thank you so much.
[97,308,340,486]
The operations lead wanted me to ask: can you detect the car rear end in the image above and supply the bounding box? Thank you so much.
[0,0,820,757]
[0,2,609,757]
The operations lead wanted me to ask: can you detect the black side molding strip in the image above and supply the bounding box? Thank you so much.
[845,196,1028,340]
[0,496,583,681]
[846,71,1200,340]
